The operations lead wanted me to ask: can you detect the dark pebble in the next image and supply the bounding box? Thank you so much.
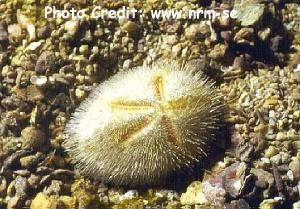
[37,25,51,39]
[225,199,250,209]
[35,51,57,75]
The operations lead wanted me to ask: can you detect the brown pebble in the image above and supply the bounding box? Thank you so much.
[121,21,140,35]
[0,21,8,44]
[19,153,42,169]
[21,126,46,151]
[35,51,56,75]
[37,25,51,39]
[233,56,245,70]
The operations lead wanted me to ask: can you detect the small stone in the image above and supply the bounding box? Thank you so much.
[293,200,300,209]
[235,3,265,26]
[65,20,80,36]
[172,44,182,56]
[28,174,41,189]
[123,59,132,70]
[43,180,65,196]
[121,21,140,35]
[37,25,51,39]
[180,181,207,205]
[263,97,279,108]
[122,190,138,200]
[26,42,42,52]
[35,51,56,75]
[251,168,274,189]
[15,176,29,198]
[234,28,254,45]
[185,23,208,40]
[225,199,250,209]
[265,146,279,158]
[7,24,22,43]
[270,35,283,52]
[30,193,65,209]
[0,176,7,196]
[7,196,22,209]
[27,24,36,41]
[293,65,300,83]
[236,141,255,162]
[0,52,8,68]
[21,126,46,151]
[232,56,245,70]
[79,45,89,55]
[293,141,300,150]
[75,88,88,101]
[209,43,227,60]
[287,170,294,181]
[220,31,233,42]
[276,132,288,141]
[30,75,47,86]
[0,22,8,44]
[289,159,300,180]
[292,87,300,101]
[20,153,43,169]
[202,181,226,207]
[26,85,45,101]
[258,27,271,41]
[270,154,282,165]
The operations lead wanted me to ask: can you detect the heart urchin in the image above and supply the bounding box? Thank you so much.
[63,61,225,187]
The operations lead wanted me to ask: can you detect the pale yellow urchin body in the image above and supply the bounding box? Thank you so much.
[63,61,224,187]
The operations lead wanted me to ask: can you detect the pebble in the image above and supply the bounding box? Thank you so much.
[270,154,282,165]
[265,146,279,158]
[35,51,56,75]
[185,23,207,40]
[26,41,42,52]
[7,196,22,209]
[14,176,29,198]
[289,158,300,180]
[0,22,8,43]
[7,24,22,43]
[30,193,67,209]
[225,199,250,209]
[20,152,43,169]
[0,52,7,68]
[220,30,233,42]
[0,176,7,196]
[122,190,139,200]
[259,199,277,209]
[30,75,47,86]
[37,25,51,39]
[122,59,132,70]
[287,170,294,181]
[180,181,207,205]
[294,200,300,209]
[43,180,65,196]
[121,21,140,35]
[235,3,265,26]
[27,174,41,189]
[27,24,36,41]
[258,27,271,41]
[65,20,80,36]
[21,126,46,151]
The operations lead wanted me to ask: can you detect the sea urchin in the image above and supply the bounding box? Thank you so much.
[63,61,224,187]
